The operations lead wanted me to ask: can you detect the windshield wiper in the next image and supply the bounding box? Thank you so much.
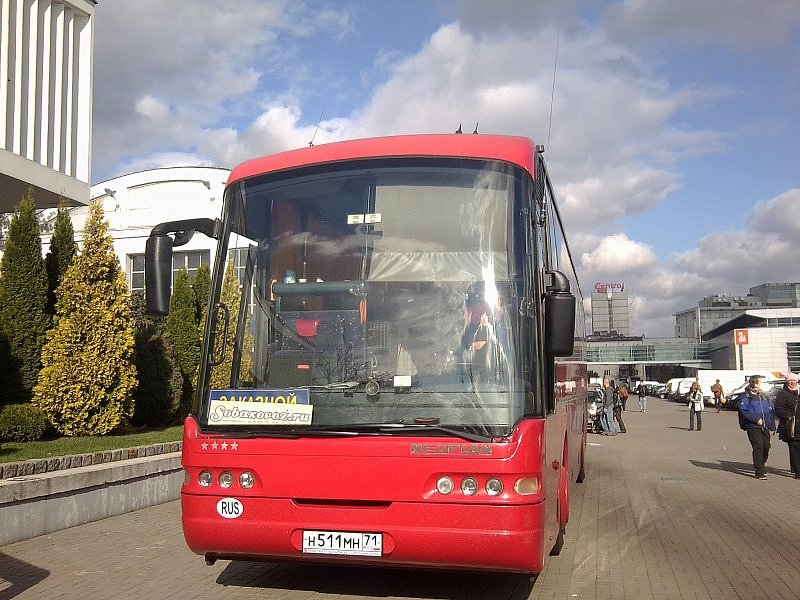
[208,430,301,439]
[300,421,494,443]
[395,424,494,443]
[222,419,493,442]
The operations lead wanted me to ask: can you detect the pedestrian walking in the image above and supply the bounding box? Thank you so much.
[619,383,629,411]
[687,381,703,431]
[637,383,647,412]
[600,378,617,435]
[774,372,800,479]
[711,379,725,413]
[613,385,627,433]
[738,375,776,479]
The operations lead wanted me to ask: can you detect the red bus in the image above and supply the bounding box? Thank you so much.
[145,133,587,574]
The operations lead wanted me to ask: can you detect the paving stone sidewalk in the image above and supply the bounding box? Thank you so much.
[1,397,798,599]
[532,398,800,600]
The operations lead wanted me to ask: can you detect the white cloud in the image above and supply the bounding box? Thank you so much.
[116,152,215,176]
[580,234,658,274]
[670,189,800,287]
[623,188,800,335]
[92,0,354,179]
[134,95,170,122]
[89,3,798,340]
[752,189,800,238]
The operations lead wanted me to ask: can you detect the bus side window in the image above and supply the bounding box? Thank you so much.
[543,164,584,406]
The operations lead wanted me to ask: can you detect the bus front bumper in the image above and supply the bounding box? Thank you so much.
[182,493,547,574]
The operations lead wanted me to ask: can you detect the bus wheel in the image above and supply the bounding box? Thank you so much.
[576,458,586,483]
[551,447,569,556]
[550,524,565,556]
[576,442,586,483]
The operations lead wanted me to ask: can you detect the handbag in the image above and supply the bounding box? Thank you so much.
[789,416,796,439]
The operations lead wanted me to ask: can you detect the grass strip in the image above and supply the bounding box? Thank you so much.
[0,425,184,464]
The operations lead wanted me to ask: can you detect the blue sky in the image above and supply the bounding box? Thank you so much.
[91,0,800,336]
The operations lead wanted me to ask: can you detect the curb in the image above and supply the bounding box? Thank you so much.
[0,443,184,546]
[0,441,182,480]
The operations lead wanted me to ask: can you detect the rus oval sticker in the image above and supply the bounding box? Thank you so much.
[216,497,243,519]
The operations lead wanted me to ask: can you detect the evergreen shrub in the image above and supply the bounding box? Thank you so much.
[0,403,53,442]
[33,201,137,436]
[130,292,182,426]
[0,191,50,402]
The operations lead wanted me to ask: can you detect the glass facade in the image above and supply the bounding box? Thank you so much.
[591,290,630,335]
[787,342,800,373]
[749,283,800,307]
[587,339,709,363]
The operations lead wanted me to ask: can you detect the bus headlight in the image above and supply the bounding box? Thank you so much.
[219,472,234,488]
[461,477,478,496]
[485,478,503,496]
[198,471,213,487]
[239,472,255,489]
[436,476,455,494]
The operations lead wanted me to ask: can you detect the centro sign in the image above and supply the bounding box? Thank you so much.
[594,282,624,293]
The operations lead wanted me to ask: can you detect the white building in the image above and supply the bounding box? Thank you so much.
[41,166,230,292]
[1,0,95,212]
[704,308,800,373]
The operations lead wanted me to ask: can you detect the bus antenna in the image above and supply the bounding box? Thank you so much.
[308,105,326,146]
[546,25,560,151]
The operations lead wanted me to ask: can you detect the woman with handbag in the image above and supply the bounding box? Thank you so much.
[688,381,704,431]
[774,373,800,479]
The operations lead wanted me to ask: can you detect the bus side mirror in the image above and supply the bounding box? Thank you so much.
[544,270,576,357]
[144,218,219,316]
[145,233,173,316]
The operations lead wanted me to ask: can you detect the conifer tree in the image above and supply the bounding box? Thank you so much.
[165,268,200,417]
[45,199,76,316]
[191,263,211,394]
[209,256,253,388]
[33,201,137,435]
[166,268,200,376]
[130,291,182,426]
[193,264,211,322]
[0,191,50,403]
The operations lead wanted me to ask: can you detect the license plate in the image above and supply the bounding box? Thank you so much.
[302,530,382,557]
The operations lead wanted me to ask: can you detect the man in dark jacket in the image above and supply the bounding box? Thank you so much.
[738,375,776,479]
[774,373,800,479]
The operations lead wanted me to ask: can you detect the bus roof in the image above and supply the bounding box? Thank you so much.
[227,134,537,185]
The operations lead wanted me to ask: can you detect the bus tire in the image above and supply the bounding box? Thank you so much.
[550,524,565,556]
[550,443,569,556]
[576,439,586,483]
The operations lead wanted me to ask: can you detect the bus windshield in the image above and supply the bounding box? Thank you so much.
[202,157,532,438]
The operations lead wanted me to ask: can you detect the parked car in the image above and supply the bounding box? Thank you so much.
[664,377,685,399]
[651,383,667,398]
[723,378,785,410]
[671,377,695,401]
